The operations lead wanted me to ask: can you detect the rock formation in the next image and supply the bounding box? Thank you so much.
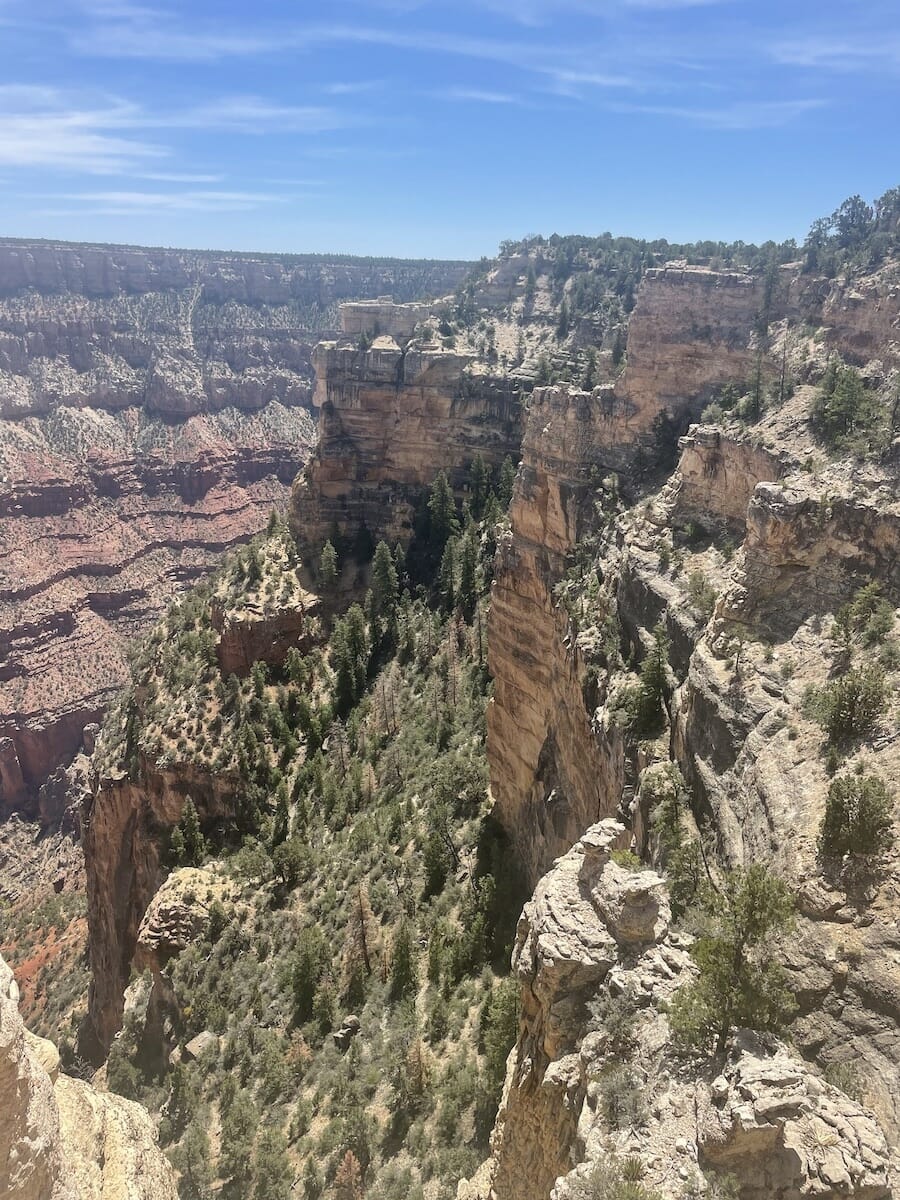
[0,242,471,810]
[1,953,177,1200]
[475,822,898,1200]
[291,300,525,551]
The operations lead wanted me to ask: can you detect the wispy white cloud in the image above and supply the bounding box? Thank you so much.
[136,170,225,183]
[614,97,826,129]
[65,9,643,90]
[0,85,358,177]
[0,86,164,172]
[154,97,352,134]
[323,80,384,95]
[47,188,286,214]
[433,86,522,103]
[771,34,900,72]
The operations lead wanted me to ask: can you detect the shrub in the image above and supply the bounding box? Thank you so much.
[806,667,886,746]
[598,1066,647,1129]
[669,864,795,1055]
[819,772,894,861]
[686,571,717,620]
[566,1154,662,1200]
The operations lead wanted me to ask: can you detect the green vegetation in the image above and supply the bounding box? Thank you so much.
[629,622,672,738]
[99,498,527,1199]
[805,665,887,748]
[819,771,894,863]
[803,188,900,276]
[811,361,885,455]
[669,864,795,1055]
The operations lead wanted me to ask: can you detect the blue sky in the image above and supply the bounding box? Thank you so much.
[0,0,896,257]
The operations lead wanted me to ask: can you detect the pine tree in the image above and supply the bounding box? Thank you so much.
[438,539,456,612]
[498,456,516,507]
[173,797,205,867]
[219,1091,257,1187]
[457,533,478,621]
[368,540,400,652]
[819,772,894,860]
[428,470,459,552]
[292,926,328,1024]
[389,920,418,1002]
[333,1151,364,1200]
[252,1128,293,1200]
[633,622,671,736]
[345,883,377,1003]
[469,454,489,518]
[319,539,338,590]
[331,604,370,716]
[669,864,795,1055]
[556,298,570,340]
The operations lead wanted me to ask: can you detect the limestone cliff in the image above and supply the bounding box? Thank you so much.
[1,954,176,1200]
[291,300,524,551]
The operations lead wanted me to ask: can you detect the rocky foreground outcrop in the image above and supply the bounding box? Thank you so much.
[0,241,470,808]
[468,823,898,1200]
[1,954,176,1200]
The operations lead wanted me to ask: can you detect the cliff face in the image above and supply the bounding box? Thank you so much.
[291,301,524,550]
[474,258,900,1197]
[0,242,469,809]
[485,261,899,889]
[472,823,897,1200]
[80,759,239,1061]
[1,954,177,1200]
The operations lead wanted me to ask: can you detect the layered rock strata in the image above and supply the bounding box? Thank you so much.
[291,301,525,550]
[80,761,239,1061]
[0,242,469,806]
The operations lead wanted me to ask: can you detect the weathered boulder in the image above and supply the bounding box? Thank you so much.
[1,954,177,1200]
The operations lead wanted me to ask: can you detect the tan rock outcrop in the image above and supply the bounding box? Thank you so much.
[1,954,176,1200]
[81,762,238,1061]
[474,825,897,1200]
[291,303,524,551]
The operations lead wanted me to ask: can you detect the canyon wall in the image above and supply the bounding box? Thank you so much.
[291,301,524,551]
[0,242,471,810]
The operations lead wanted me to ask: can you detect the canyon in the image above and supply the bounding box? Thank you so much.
[0,240,472,816]
[6,219,900,1198]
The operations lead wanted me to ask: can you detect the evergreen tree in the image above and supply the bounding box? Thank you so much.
[172,797,205,867]
[556,298,570,340]
[368,540,400,652]
[457,533,478,621]
[468,454,489,518]
[670,864,795,1055]
[171,1115,212,1200]
[302,1160,323,1200]
[524,264,536,305]
[390,920,418,1002]
[252,1128,293,1200]
[428,471,459,552]
[331,605,369,716]
[438,539,456,612]
[819,772,894,861]
[633,622,671,736]
[292,926,328,1024]
[219,1091,257,1187]
[498,456,516,507]
[319,539,338,590]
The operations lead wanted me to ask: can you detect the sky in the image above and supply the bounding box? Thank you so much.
[0,0,896,258]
